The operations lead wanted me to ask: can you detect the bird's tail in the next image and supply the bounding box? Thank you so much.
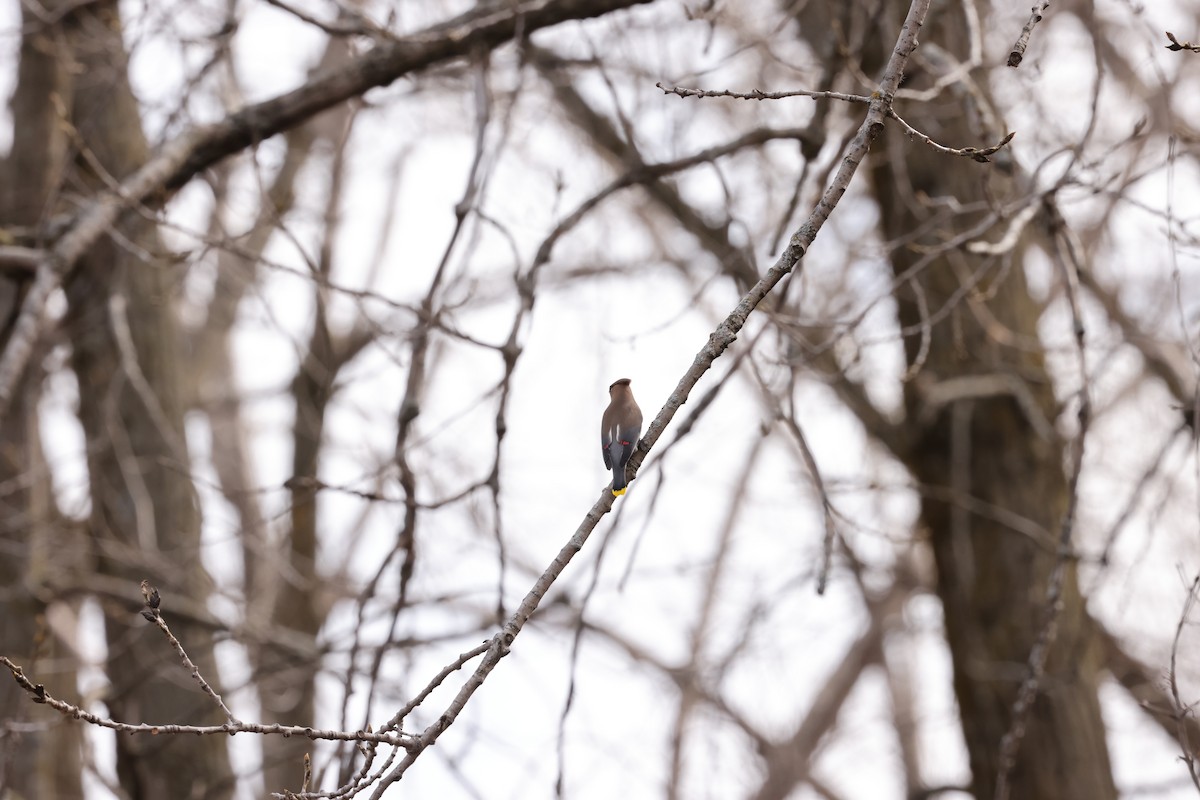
[612,486,627,497]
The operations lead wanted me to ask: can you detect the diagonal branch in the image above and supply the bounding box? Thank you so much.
[751,602,889,800]
[364,1,932,792]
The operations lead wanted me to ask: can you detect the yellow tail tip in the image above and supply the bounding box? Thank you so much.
[612,487,626,497]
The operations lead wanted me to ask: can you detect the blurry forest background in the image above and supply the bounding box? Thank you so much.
[2,0,1200,798]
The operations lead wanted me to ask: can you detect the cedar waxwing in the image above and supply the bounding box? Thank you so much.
[601,378,643,496]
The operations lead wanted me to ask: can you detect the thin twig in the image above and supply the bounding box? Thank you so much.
[1008,2,1052,67]
[1097,426,1187,567]
[888,108,1015,162]
[656,82,870,105]
[770,388,840,595]
[0,654,413,748]
[262,0,387,38]
[1168,574,1200,792]
[138,581,238,723]
[377,642,491,734]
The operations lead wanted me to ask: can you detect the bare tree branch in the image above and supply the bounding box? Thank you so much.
[0,0,654,421]
[365,1,933,791]
[1008,2,1052,67]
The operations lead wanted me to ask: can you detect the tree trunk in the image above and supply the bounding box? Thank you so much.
[58,4,234,797]
[865,3,1116,797]
[0,5,83,796]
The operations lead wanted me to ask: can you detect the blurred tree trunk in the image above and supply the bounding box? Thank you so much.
[55,3,234,797]
[0,386,84,800]
[194,35,358,793]
[857,2,1115,797]
[0,3,84,797]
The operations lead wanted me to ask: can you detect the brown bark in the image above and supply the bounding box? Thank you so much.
[858,3,1115,797]
[0,393,85,800]
[253,286,337,792]
[0,4,83,796]
[57,4,233,797]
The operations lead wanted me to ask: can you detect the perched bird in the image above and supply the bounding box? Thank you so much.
[601,378,643,496]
